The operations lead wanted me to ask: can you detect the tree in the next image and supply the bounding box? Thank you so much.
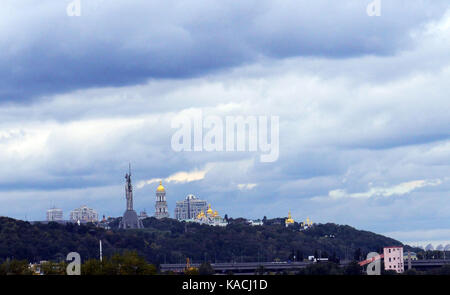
[353,248,362,261]
[288,250,295,261]
[198,262,215,275]
[81,252,157,275]
[302,262,341,275]
[82,259,103,275]
[381,269,398,275]
[344,261,362,275]
[426,265,450,275]
[112,251,157,275]
[329,252,339,264]
[185,267,199,275]
[255,265,265,275]
[403,269,421,275]
[0,217,414,269]
[416,252,424,260]
[41,261,66,275]
[0,259,33,275]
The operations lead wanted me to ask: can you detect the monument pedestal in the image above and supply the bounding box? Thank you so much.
[119,209,143,229]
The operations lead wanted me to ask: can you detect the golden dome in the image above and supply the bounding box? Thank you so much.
[213,210,218,217]
[206,204,213,215]
[197,210,205,219]
[285,211,294,224]
[156,180,165,192]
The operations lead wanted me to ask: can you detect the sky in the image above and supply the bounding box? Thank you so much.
[0,0,449,246]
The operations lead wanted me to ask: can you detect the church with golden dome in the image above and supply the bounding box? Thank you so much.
[300,217,313,230]
[154,181,169,219]
[173,193,226,226]
[285,211,314,230]
[285,211,294,227]
[194,204,227,227]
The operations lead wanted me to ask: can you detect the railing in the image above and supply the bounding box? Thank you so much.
[161,261,313,272]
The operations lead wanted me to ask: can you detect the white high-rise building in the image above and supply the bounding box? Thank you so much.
[174,194,207,220]
[70,205,98,223]
[46,207,63,221]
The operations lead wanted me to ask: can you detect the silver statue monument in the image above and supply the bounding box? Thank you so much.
[119,164,144,229]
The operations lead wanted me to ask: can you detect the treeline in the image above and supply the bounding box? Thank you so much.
[82,251,156,275]
[3,256,450,275]
[0,251,156,275]
[0,216,415,265]
[416,250,449,260]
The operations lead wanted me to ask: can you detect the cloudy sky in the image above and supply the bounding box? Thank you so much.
[1,0,449,245]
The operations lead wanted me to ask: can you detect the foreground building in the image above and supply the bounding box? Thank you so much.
[174,194,208,220]
[70,205,98,223]
[46,207,63,221]
[384,246,404,273]
[119,166,144,229]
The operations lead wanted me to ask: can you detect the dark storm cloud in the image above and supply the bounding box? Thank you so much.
[0,0,448,102]
[0,1,449,240]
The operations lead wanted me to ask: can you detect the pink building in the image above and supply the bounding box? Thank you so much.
[383,246,404,273]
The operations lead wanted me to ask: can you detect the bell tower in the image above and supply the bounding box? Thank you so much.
[155,181,169,219]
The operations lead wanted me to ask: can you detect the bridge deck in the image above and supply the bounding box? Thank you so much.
[161,259,450,273]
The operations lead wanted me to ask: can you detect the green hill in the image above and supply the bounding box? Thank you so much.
[0,216,414,264]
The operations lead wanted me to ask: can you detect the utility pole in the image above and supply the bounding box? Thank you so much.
[408,251,411,270]
[99,240,103,262]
